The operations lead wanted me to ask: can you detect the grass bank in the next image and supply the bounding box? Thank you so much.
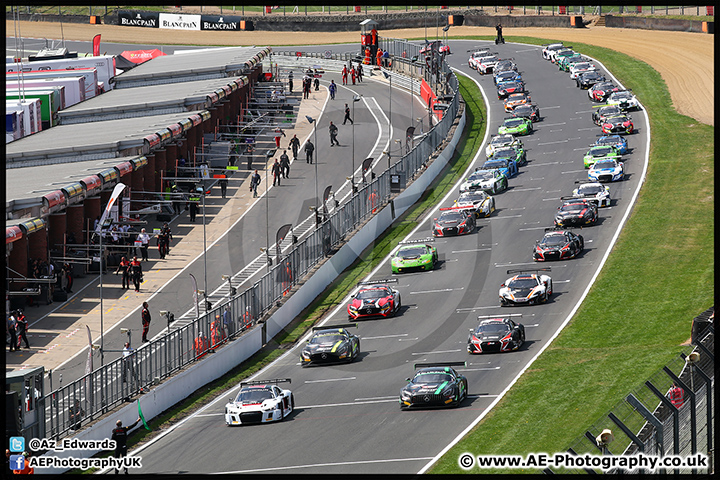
[426,36,714,474]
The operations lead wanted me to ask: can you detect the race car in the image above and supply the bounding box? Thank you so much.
[600,114,634,134]
[606,90,640,111]
[491,144,527,167]
[468,49,491,69]
[554,198,598,227]
[552,48,576,65]
[224,379,294,425]
[588,158,625,183]
[452,190,496,218]
[511,103,541,123]
[504,92,532,112]
[482,157,518,179]
[499,268,553,306]
[420,40,450,55]
[572,181,612,207]
[558,54,585,72]
[494,69,522,86]
[493,59,518,75]
[467,315,525,353]
[594,134,628,155]
[477,54,500,74]
[432,209,476,237]
[569,61,597,80]
[391,238,438,274]
[498,117,533,136]
[485,134,523,157]
[496,80,525,99]
[300,324,360,366]
[533,227,584,261]
[399,362,468,409]
[348,279,401,318]
[459,168,509,195]
[542,43,566,60]
[589,81,621,102]
[592,104,624,126]
[576,71,606,89]
[583,144,621,168]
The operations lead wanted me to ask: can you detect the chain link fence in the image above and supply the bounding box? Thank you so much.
[41,38,460,441]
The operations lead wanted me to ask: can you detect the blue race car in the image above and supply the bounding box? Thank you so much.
[481,158,518,179]
[594,135,629,155]
[494,70,522,86]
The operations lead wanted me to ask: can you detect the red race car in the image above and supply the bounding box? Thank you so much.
[347,279,401,320]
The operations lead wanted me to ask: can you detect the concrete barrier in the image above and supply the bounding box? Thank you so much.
[35,92,466,475]
[604,14,709,33]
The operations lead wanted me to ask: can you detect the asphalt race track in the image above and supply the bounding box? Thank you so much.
[127,39,649,475]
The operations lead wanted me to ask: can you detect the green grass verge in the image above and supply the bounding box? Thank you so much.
[426,37,714,474]
[71,73,486,473]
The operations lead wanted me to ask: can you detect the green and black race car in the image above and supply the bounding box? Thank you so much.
[391,238,438,274]
[491,144,527,167]
[498,117,533,136]
[583,144,621,168]
[400,362,468,410]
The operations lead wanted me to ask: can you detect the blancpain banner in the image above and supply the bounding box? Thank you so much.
[159,13,201,30]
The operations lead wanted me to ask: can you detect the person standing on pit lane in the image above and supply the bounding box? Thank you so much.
[289,134,300,160]
[280,150,290,179]
[141,301,151,342]
[15,310,30,350]
[111,417,141,474]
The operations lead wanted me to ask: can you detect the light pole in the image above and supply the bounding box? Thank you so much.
[351,94,362,193]
[264,150,274,270]
[305,115,320,224]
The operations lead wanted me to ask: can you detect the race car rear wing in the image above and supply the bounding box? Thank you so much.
[312,323,358,331]
[358,278,398,286]
[398,237,435,245]
[476,313,523,320]
[545,226,576,232]
[414,361,467,370]
[506,268,551,275]
[241,378,291,387]
[439,205,475,212]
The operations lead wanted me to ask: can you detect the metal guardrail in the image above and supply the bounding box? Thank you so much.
[41,38,461,441]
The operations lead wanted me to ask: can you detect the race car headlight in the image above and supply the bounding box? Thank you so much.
[301,349,311,360]
[348,305,358,313]
[401,390,411,401]
[442,386,455,397]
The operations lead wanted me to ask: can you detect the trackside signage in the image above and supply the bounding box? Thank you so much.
[201,15,242,31]
[158,13,201,30]
[118,11,159,28]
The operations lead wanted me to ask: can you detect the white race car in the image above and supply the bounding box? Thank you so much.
[569,62,597,80]
[572,182,611,207]
[468,49,491,69]
[542,43,565,60]
[453,190,496,218]
[606,90,640,111]
[588,159,625,183]
[459,169,509,195]
[477,54,500,74]
[486,134,522,157]
[224,379,294,426]
[499,269,553,306]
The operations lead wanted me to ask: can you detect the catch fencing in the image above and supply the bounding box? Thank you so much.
[556,318,714,475]
[41,38,460,441]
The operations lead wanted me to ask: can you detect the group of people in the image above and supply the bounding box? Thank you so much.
[6,309,29,352]
[341,63,364,85]
[114,256,144,292]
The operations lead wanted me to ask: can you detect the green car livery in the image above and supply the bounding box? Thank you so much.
[391,239,438,274]
[498,117,533,136]
[583,145,621,168]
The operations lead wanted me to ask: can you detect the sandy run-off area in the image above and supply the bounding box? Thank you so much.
[6,20,714,126]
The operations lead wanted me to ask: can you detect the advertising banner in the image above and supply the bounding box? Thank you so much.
[159,13,201,30]
[118,10,160,28]
[201,15,242,31]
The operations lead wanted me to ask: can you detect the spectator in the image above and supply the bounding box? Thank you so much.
[193,331,208,358]
[329,121,340,146]
[304,140,315,164]
[289,134,300,160]
[272,159,282,186]
[122,342,137,383]
[280,150,290,179]
[137,228,150,262]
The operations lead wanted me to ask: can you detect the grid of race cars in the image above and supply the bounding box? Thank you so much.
[225,42,642,423]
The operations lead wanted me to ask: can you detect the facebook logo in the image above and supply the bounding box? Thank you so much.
[10,436,25,452]
[10,455,25,470]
